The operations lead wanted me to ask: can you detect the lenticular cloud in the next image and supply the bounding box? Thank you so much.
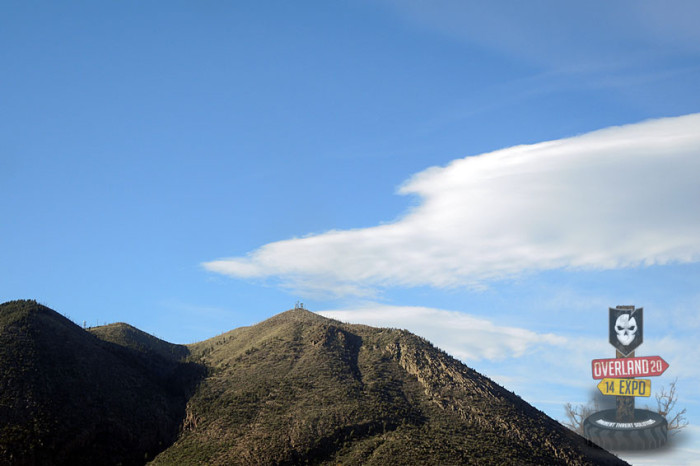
[204,114,700,296]
[318,305,566,361]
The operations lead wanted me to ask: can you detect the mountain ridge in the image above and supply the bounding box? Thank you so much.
[0,300,627,465]
[0,300,204,466]
[89,322,190,361]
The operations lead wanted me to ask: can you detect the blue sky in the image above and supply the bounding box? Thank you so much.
[2,1,700,463]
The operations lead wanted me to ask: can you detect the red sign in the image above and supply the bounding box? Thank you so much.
[591,356,669,379]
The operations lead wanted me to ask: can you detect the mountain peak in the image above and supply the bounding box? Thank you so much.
[89,321,190,361]
[165,307,626,465]
[269,306,332,322]
[0,299,63,323]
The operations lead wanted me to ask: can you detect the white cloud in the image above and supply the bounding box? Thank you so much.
[317,304,566,362]
[204,114,700,297]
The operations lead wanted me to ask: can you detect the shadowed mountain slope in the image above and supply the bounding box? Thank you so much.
[0,300,204,466]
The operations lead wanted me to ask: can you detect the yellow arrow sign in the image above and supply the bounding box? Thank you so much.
[597,378,651,397]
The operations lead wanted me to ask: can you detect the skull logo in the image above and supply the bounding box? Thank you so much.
[609,306,643,355]
[615,314,637,346]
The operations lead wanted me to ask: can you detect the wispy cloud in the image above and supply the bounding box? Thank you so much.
[379,1,700,70]
[317,304,566,362]
[204,114,700,296]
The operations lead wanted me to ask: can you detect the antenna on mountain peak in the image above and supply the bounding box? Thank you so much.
[294,300,305,310]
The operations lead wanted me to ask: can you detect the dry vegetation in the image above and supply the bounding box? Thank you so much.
[1,301,627,465]
[152,309,625,465]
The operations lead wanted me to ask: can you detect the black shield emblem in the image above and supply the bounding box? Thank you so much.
[609,306,643,356]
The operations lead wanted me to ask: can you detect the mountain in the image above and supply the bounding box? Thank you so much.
[0,300,627,465]
[0,300,204,466]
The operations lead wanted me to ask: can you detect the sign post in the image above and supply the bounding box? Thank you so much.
[591,355,669,379]
[610,305,643,423]
[597,378,652,397]
[583,305,668,450]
